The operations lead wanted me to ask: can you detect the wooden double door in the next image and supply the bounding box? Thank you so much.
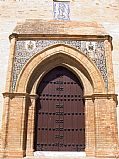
[35,66,85,151]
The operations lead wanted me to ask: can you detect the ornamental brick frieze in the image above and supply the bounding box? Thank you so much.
[12,39,107,91]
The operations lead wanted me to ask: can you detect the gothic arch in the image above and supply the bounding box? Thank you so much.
[1,42,118,158]
[16,44,106,95]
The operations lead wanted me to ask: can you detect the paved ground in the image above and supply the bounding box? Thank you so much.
[24,152,119,159]
[1,151,119,159]
[24,157,119,159]
[0,157,118,159]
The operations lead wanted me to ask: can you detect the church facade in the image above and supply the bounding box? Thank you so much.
[0,1,119,158]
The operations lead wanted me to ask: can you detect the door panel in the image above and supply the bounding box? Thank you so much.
[35,66,85,151]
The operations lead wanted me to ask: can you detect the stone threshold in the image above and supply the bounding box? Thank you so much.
[25,151,86,159]
[24,152,118,159]
[24,157,117,159]
[34,151,86,157]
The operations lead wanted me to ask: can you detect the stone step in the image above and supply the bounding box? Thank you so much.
[24,157,116,159]
[24,151,87,159]
[24,152,117,159]
[25,157,93,159]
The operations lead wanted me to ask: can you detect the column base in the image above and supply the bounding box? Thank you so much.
[95,149,118,158]
[85,147,95,157]
[26,149,34,157]
[0,149,5,158]
[0,149,25,158]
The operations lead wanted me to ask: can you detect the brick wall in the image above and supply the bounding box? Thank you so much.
[0,0,119,137]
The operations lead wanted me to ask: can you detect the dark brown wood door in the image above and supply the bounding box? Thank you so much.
[35,66,85,151]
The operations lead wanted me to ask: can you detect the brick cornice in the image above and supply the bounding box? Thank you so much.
[2,92,37,99]
[2,92,29,98]
[84,93,118,104]
[9,33,113,51]
[9,33,112,41]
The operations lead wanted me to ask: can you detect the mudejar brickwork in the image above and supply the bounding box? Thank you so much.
[0,0,119,158]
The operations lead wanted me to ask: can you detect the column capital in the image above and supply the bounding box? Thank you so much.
[104,36,113,51]
[84,93,118,103]
[9,33,18,41]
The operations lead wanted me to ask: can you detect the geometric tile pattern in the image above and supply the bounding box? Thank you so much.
[12,40,107,91]
[53,1,70,20]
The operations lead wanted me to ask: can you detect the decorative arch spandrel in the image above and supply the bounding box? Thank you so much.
[15,45,106,95]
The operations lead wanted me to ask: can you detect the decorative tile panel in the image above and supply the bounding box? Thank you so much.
[12,40,107,91]
[53,1,70,20]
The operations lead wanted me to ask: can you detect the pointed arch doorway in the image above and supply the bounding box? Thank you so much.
[35,66,85,152]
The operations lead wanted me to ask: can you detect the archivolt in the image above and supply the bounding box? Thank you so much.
[16,44,106,95]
